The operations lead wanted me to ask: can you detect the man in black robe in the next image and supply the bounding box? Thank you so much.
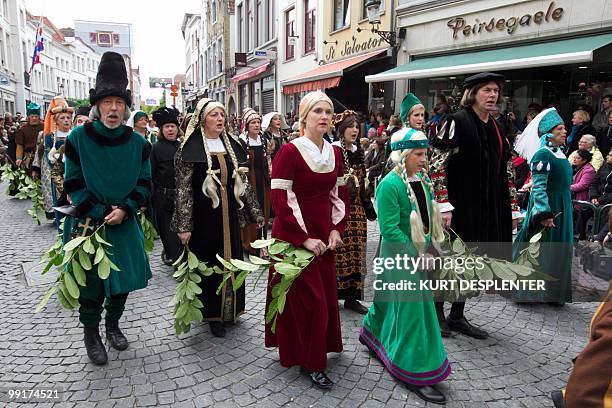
[430,72,513,339]
[150,107,182,265]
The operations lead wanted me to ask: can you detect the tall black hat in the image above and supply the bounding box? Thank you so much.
[152,107,180,129]
[89,52,132,107]
[74,106,91,118]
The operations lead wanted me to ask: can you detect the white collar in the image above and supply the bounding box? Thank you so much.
[240,133,262,146]
[206,137,226,153]
[291,136,335,173]
[543,146,567,159]
[55,129,69,139]
[332,140,358,152]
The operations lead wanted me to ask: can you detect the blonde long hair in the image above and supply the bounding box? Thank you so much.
[389,129,445,254]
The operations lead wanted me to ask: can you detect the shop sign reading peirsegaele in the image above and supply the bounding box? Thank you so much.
[447,1,564,40]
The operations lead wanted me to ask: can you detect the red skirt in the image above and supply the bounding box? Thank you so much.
[264,250,343,372]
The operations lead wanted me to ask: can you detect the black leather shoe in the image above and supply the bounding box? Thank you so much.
[105,320,129,351]
[438,318,452,338]
[209,321,226,338]
[161,251,174,266]
[551,390,565,407]
[309,371,333,389]
[344,299,368,315]
[447,317,488,339]
[84,326,108,365]
[405,384,446,405]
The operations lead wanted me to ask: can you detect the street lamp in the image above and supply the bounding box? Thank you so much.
[365,0,382,24]
[356,0,397,47]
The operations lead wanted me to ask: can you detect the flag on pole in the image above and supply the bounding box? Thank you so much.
[29,17,44,73]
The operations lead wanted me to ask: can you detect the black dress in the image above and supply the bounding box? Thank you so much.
[150,137,182,262]
[263,129,288,161]
[240,135,270,251]
[172,130,255,322]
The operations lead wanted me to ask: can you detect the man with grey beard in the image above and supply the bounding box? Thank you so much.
[61,51,152,365]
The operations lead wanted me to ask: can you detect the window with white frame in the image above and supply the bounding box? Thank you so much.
[285,7,295,60]
[0,29,5,67]
[213,42,218,75]
[270,0,276,40]
[334,0,350,30]
[247,0,252,51]
[217,38,223,74]
[304,0,316,53]
[257,0,263,47]
[211,0,217,24]
[4,32,10,69]
[238,4,243,52]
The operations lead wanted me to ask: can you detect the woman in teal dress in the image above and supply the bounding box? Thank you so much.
[513,108,573,304]
[360,127,450,405]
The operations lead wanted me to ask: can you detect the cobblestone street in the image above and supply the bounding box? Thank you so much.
[0,184,604,407]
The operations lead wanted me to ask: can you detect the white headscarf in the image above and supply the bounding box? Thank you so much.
[514,108,555,163]
[261,112,289,131]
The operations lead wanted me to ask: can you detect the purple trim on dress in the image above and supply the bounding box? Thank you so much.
[359,327,451,386]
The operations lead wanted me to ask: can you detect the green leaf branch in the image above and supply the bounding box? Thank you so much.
[25,179,46,225]
[432,228,553,303]
[139,213,159,253]
[35,222,119,313]
[0,163,28,196]
[215,239,315,333]
[169,246,217,335]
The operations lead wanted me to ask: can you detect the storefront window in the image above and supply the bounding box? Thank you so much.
[250,80,261,111]
[410,63,612,142]
[262,75,274,91]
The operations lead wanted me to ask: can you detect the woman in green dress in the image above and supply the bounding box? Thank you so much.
[360,127,450,405]
[512,108,573,304]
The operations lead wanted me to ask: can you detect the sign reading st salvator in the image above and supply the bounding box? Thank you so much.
[447,1,564,40]
[325,36,386,61]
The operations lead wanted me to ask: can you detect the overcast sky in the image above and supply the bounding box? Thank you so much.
[25,0,200,99]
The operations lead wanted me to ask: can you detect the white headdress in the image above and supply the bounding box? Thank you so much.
[514,108,550,163]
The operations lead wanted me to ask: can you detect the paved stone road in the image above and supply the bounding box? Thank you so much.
[0,183,605,407]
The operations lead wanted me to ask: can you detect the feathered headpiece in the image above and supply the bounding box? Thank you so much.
[43,96,74,135]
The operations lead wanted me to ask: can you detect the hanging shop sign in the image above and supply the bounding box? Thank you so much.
[447,1,564,40]
[325,36,386,62]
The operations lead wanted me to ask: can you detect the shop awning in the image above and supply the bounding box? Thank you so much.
[365,33,612,83]
[282,49,386,94]
[231,61,270,84]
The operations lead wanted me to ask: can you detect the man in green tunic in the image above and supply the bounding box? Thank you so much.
[62,51,152,365]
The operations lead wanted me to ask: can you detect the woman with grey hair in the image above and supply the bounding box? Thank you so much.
[567,134,604,171]
[171,98,263,338]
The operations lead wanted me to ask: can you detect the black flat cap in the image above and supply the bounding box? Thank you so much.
[464,72,505,89]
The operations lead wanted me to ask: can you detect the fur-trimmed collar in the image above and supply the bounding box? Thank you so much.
[84,121,133,146]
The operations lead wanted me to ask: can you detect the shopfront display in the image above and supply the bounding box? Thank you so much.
[368,0,612,127]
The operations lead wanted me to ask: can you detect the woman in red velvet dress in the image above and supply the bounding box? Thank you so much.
[265,91,348,388]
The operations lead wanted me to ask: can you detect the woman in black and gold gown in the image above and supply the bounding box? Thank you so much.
[172,98,263,337]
